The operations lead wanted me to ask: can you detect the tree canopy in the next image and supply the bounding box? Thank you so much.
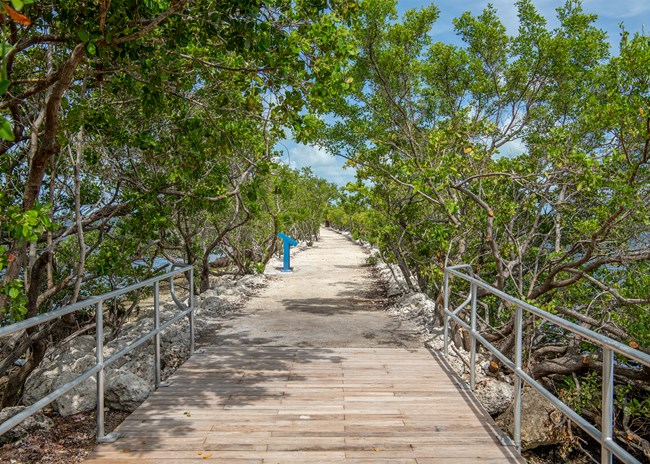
[319,0,649,459]
[0,0,648,460]
[0,0,349,408]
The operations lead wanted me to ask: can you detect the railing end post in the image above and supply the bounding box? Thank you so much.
[443,268,450,356]
[95,301,105,441]
[154,281,161,389]
[601,347,614,464]
[469,282,477,390]
[189,268,195,355]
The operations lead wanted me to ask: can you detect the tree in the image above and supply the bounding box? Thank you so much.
[320,0,649,458]
[1,0,358,406]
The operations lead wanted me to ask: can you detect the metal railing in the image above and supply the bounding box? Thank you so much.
[0,265,195,442]
[443,264,650,464]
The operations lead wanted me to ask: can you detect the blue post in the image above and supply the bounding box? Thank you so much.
[277,232,298,272]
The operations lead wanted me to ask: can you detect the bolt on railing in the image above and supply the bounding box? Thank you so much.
[443,264,650,464]
[0,265,195,443]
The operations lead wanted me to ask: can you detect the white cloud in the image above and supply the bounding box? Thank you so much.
[586,0,650,19]
[420,0,647,46]
[496,138,527,159]
[277,141,357,186]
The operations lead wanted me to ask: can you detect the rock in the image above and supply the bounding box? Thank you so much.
[105,369,152,411]
[496,387,566,450]
[68,335,96,354]
[217,278,236,288]
[238,274,266,289]
[121,354,155,384]
[220,287,243,298]
[23,349,98,417]
[0,406,54,445]
[24,319,158,416]
[200,294,221,308]
[21,262,269,421]
[22,365,63,407]
[387,282,404,297]
[474,377,514,415]
[201,294,235,313]
[54,371,97,417]
[389,292,436,331]
[161,342,189,370]
[444,351,468,376]
[394,293,431,314]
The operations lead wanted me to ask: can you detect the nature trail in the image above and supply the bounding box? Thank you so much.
[198,227,422,349]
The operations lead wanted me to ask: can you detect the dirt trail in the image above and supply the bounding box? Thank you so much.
[198,228,421,348]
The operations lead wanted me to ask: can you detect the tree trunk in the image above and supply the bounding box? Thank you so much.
[385,233,418,292]
[0,44,85,308]
[1,252,51,406]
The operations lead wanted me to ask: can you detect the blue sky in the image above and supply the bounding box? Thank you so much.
[279,0,650,186]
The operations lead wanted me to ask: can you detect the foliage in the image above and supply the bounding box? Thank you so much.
[320,0,649,459]
[323,0,649,338]
[0,0,358,407]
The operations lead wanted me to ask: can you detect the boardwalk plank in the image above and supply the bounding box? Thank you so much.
[85,347,522,463]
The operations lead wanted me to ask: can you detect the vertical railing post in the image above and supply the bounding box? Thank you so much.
[443,269,450,356]
[469,282,477,390]
[188,268,195,355]
[513,305,523,451]
[154,281,161,388]
[601,347,614,464]
[95,301,104,440]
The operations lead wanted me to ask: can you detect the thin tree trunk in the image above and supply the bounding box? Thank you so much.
[47,156,56,288]
[554,185,566,253]
[69,127,85,304]
[385,233,417,292]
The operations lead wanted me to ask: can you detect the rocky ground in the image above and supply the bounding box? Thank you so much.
[0,410,128,464]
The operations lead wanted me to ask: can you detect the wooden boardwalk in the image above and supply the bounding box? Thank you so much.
[85,346,522,463]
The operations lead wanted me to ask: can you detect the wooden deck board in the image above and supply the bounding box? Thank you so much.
[84,347,523,463]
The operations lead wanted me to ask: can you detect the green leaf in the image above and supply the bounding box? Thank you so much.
[10,0,24,11]
[85,42,96,55]
[0,116,14,141]
[8,288,19,299]
[0,79,10,96]
[0,44,14,64]
[78,30,90,42]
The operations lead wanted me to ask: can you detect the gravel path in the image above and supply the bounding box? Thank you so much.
[198,228,421,348]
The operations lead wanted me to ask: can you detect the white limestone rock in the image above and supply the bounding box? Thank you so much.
[105,369,152,411]
[496,387,566,450]
[473,377,514,416]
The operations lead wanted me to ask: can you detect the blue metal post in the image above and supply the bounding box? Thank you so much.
[278,232,298,272]
[283,240,291,272]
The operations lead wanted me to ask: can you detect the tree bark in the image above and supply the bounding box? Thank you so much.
[1,44,85,309]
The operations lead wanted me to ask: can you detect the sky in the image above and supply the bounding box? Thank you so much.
[278,0,650,186]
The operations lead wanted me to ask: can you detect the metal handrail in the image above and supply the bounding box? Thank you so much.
[0,265,195,442]
[443,264,650,464]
